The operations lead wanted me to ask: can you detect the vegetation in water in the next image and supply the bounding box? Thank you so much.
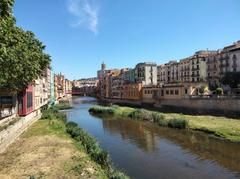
[90,106,189,130]
[89,105,240,142]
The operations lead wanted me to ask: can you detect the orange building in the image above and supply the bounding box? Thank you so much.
[122,83,142,100]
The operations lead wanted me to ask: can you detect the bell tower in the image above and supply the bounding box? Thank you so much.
[101,62,106,71]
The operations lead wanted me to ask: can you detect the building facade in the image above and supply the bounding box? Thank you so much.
[206,41,240,87]
[135,62,157,86]
[54,73,65,100]
[122,83,142,100]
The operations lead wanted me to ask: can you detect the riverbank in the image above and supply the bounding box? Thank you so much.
[89,105,240,142]
[0,108,128,179]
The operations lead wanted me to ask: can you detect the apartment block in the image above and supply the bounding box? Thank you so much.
[179,58,191,83]
[207,41,240,87]
[135,62,157,86]
[189,51,209,83]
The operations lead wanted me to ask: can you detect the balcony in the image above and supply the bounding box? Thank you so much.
[219,63,229,68]
[191,67,199,71]
[191,74,199,77]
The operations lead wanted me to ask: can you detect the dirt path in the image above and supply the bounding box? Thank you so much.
[0,120,107,179]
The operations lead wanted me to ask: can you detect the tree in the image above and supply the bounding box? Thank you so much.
[221,72,240,89]
[215,87,223,96]
[0,0,51,92]
[199,85,209,95]
[0,0,14,18]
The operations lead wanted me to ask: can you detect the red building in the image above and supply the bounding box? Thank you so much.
[18,85,34,116]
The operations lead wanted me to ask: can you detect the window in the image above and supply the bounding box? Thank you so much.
[27,92,33,109]
[175,90,179,95]
[166,90,169,95]
[170,90,174,95]
[0,96,13,105]
[185,89,188,94]
[161,90,164,96]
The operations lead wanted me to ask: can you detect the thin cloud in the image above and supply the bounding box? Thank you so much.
[67,0,99,34]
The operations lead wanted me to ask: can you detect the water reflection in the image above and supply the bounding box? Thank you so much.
[101,117,240,175]
[67,97,240,179]
[102,119,157,153]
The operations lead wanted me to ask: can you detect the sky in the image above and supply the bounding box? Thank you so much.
[14,0,240,80]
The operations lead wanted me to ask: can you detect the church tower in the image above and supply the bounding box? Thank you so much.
[101,62,106,71]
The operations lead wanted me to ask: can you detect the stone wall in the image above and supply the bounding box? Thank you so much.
[155,98,240,117]
[0,109,41,153]
[100,97,240,118]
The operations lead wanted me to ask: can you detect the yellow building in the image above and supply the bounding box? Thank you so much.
[142,86,159,103]
[159,82,208,100]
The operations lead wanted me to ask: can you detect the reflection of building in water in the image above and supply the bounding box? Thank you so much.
[102,119,157,153]
[146,125,240,173]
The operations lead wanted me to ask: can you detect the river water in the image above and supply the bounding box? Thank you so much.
[66,97,240,179]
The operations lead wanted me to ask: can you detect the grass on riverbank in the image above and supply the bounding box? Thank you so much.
[0,108,128,179]
[89,105,240,142]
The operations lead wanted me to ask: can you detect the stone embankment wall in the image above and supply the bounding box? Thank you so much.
[155,98,240,117]
[0,109,41,153]
[101,98,240,118]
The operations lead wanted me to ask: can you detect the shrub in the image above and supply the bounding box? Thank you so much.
[41,109,54,120]
[89,106,117,115]
[168,119,188,129]
[128,109,142,119]
[92,150,110,168]
[66,121,78,128]
[53,103,73,110]
[55,112,67,123]
[152,113,168,127]
[128,109,156,121]
[108,168,129,179]
[41,108,67,123]
[65,123,111,169]
[215,87,223,95]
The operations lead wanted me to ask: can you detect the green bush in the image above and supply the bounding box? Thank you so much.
[53,103,73,110]
[151,113,168,127]
[55,112,67,123]
[215,87,223,95]
[41,109,54,120]
[167,119,188,129]
[128,109,145,120]
[91,150,110,168]
[128,109,155,121]
[66,121,78,128]
[66,124,110,168]
[41,108,67,123]
[108,168,129,179]
[89,106,117,115]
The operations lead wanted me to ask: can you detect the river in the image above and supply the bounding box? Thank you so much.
[66,97,240,179]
